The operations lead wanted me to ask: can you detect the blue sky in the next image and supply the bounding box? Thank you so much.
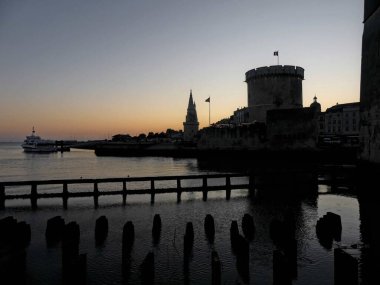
[0,0,363,140]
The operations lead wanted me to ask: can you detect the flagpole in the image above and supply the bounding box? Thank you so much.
[274,50,280,65]
[205,97,211,126]
[209,99,211,126]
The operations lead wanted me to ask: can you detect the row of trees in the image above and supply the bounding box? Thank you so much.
[112,129,183,142]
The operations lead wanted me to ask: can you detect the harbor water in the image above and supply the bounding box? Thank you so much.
[0,142,366,284]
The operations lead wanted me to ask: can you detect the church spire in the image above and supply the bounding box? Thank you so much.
[188,90,194,109]
[183,90,199,141]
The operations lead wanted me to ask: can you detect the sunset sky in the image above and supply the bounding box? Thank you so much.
[0,0,363,141]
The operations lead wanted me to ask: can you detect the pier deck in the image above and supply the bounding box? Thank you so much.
[0,174,251,209]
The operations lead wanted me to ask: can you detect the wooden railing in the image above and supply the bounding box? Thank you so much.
[0,174,252,209]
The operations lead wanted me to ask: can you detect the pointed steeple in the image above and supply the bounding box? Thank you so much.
[188,90,194,109]
[183,90,199,141]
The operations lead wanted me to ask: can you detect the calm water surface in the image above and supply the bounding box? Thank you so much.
[0,143,362,284]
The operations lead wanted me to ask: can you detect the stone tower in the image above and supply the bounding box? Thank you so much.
[183,90,199,141]
[245,65,304,123]
[360,0,380,162]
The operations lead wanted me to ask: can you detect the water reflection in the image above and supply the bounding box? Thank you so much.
[358,188,380,285]
[1,162,376,284]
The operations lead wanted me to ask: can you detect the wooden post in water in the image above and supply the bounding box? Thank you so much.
[226,176,231,200]
[63,183,68,210]
[0,184,5,210]
[94,182,99,208]
[248,175,255,196]
[31,183,38,209]
[122,181,127,205]
[202,177,208,201]
[211,250,221,285]
[334,248,359,285]
[177,179,182,203]
[150,179,155,204]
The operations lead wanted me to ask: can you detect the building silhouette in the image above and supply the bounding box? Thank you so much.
[360,0,380,162]
[321,103,359,136]
[183,90,199,141]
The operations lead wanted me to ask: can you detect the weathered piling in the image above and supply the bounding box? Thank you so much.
[177,179,182,203]
[0,216,31,247]
[327,212,342,241]
[248,175,255,195]
[63,222,80,246]
[230,220,239,249]
[63,183,68,209]
[122,181,127,205]
[284,209,296,240]
[334,247,359,285]
[204,214,215,243]
[230,219,250,280]
[62,222,80,263]
[235,234,250,282]
[0,216,17,244]
[242,213,255,241]
[93,182,99,208]
[316,212,342,249]
[46,216,65,244]
[270,219,284,246]
[121,221,134,279]
[184,222,194,261]
[63,253,87,285]
[0,184,5,210]
[95,216,108,244]
[140,251,154,284]
[0,217,28,284]
[226,176,231,200]
[283,237,298,278]
[152,214,162,245]
[202,177,208,201]
[211,250,221,285]
[273,249,292,285]
[62,222,83,282]
[270,216,298,279]
[122,221,135,255]
[15,221,31,247]
[31,183,38,209]
[150,179,155,204]
[0,247,26,284]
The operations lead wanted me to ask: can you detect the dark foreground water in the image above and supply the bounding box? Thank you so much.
[0,143,367,284]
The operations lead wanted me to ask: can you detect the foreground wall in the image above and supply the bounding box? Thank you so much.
[197,123,267,150]
[198,108,318,151]
[266,108,319,150]
[360,1,380,162]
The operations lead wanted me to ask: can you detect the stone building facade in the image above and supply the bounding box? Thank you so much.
[245,65,304,123]
[360,0,380,162]
[322,103,360,136]
[183,90,199,141]
[232,107,250,125]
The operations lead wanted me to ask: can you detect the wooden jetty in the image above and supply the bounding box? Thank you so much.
[0,174,251,210]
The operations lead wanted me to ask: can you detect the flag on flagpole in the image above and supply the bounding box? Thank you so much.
[205,97,210,102]
[274,51,279,56]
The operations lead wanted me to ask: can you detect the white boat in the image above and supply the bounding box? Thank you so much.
[22,127,57,153]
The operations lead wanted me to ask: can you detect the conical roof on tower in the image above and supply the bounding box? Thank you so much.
[185,90,198,123]
[183,90,199,141]
[187,90,195,109]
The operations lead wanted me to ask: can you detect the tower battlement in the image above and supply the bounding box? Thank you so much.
[245,65,304,81]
